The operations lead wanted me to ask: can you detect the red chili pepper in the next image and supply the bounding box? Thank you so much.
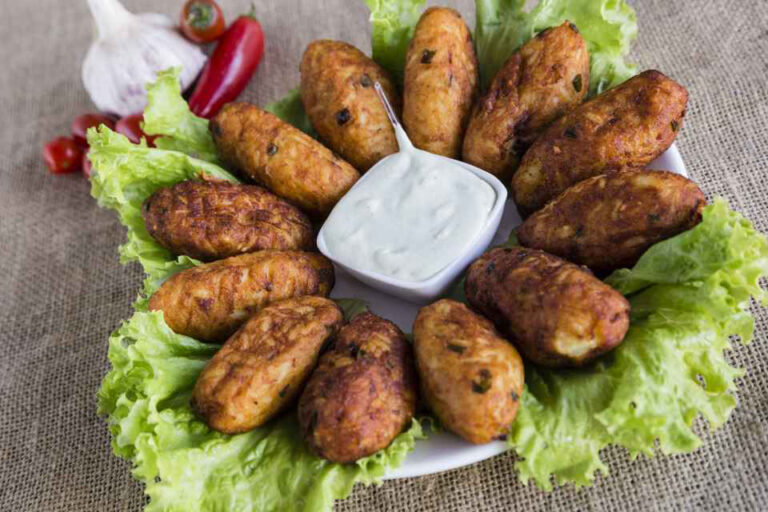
[188,5,265,118]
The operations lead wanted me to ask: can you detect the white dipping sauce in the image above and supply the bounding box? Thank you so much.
[322,148,496,282]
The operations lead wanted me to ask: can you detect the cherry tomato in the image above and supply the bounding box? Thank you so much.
[43,136,83,175]
[180,0,226,44]
[71,113,115,146]
[82,151,93,178]
[115,114,156,146]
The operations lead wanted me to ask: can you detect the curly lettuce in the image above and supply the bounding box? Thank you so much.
[507,199,768,488]
[364,0,637,95]
[92,72,423,512]
[91,3,768,509]
[87,127,237,291]
[264,87,316,136]
[142,68,221,163]
[364,0,425,84]
[475,0,638,93]
[98,310,422,512]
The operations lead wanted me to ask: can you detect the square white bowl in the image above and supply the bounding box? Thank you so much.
[317,153,508,303]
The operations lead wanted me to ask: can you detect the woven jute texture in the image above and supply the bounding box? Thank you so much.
[1,0,766,510]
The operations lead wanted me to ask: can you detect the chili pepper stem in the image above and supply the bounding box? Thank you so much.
[246,3,258,20]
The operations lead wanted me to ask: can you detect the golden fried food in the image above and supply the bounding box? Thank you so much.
[210,103,360,217]
[512,70,689,215]
[403,7,478,158]
[465,247,630,368]
[298,312,417,463]
[462,22,589,180]
[148,251,334,343]
[191,296,344,434]
[300,40,401,172]
[413,299,524,444]
[518,170,706,274]
[142,179,314,261]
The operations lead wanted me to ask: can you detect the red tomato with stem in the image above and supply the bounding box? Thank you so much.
[71,113,115,146]
[43,136,83,175]
[180,0,226,44]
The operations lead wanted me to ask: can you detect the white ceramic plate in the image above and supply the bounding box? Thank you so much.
[328,144,688,479]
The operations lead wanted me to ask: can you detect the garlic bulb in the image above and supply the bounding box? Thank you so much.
[82,0,207,116]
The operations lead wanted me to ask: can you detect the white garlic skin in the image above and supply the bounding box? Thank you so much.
[82,0,207,117]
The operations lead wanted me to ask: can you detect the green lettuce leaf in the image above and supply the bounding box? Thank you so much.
[264,87,315,136]
[606,199,768,300]
[94,4,768,506]
[98,310,424,512]
[507,199,768,489]
[93,73,424,512]
[87,127,238,287]
[364,0,426,84]
[475,0,638,93]
[334,298,371,321]
[142,68,221,164]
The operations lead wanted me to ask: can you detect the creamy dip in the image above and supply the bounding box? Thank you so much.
[322,147,496,282]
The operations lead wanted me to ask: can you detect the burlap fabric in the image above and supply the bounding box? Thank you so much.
[1,0,766,510]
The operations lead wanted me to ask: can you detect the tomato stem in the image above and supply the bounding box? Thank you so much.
[188,3,215,29]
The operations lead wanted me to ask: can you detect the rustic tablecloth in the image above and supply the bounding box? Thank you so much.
[1,0,766,510]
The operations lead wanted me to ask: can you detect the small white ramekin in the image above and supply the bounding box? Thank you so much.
[317,154,507,303]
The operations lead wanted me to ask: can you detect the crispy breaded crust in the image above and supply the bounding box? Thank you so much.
[210,103,359,217]
[512,70,689,215]
[148,250,334,342]
[191,296,344,434]
[403,7,478,158]
[465,247,630,368]
[413,299,524,444]
[518,170,706,274]
[142,179,314,261]
[298,313,417,463]
[300,40,400,172]
[462,22,589,180]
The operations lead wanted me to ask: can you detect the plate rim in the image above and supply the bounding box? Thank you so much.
[383,143,687,479]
